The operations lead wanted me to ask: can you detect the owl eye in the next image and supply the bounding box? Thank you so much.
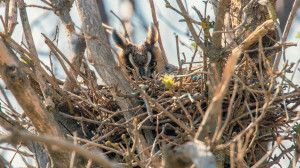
[152,61,157,67]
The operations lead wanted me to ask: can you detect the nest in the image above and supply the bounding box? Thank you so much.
[56,55,299,167]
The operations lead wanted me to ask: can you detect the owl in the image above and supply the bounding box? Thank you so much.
[112,24,165,78]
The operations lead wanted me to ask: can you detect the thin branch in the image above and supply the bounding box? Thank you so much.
[18,0,74,112]
[211,0,229,50]
[215,0,257,33]
[149,0,168,64]
[273,0,300,72]
[110,10,131,41]
[195,19,275,140]
[0,131,122,168]
[172,0,207,52]
[25,4,53,10]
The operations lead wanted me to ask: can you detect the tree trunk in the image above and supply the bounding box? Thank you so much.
[0,39,77,168]
[225,0,277,165]
[75,0,155,153]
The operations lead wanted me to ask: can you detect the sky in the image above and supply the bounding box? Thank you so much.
[0,0,299,167]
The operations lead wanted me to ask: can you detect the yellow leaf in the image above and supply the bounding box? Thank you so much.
[112,143,119,148]
[105,141,111,146]
[162,75,174,89]
[21,59,27,64]
[191,43,196,48]
[200,22,207,28]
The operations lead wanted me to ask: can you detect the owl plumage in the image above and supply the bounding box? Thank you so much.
[112,24,165,78]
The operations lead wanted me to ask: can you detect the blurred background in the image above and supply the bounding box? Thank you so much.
[0,0,299,167]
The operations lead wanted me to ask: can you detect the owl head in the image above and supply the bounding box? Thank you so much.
[112,24,165,78]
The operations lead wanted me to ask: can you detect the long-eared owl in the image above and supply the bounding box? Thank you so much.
[112,24,165,78]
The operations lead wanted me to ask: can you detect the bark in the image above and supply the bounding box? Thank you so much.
[224,0,278,165]
[206,0,230,145]
[0,131,121,168]
[17,1,89,166]
[18,0,56,109]
[75,0,155,153]
[209,0,230,75]
[96,0,109,25]
[0,106,50,168]
[75,0,137,122]
[228,0,277,44]
[7,0,17,35]
[49,0,86,92]
[0,39,84,168]
[276,0,295,31]
[48,0,90,139]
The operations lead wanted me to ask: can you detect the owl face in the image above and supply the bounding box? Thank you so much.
[112,25,164,78]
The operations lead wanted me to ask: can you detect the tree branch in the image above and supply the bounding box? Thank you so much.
[0,131,122,168]
[0,38,72,167]
[75,0,155,157]
[211,0,229,51]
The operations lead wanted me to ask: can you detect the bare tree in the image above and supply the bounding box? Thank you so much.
[0,0,299,167]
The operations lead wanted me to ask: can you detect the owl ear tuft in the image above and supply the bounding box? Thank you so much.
[112,29,128,49]
[146,24,158,45]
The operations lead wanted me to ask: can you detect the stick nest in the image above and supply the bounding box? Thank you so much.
[57,57,300,167]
